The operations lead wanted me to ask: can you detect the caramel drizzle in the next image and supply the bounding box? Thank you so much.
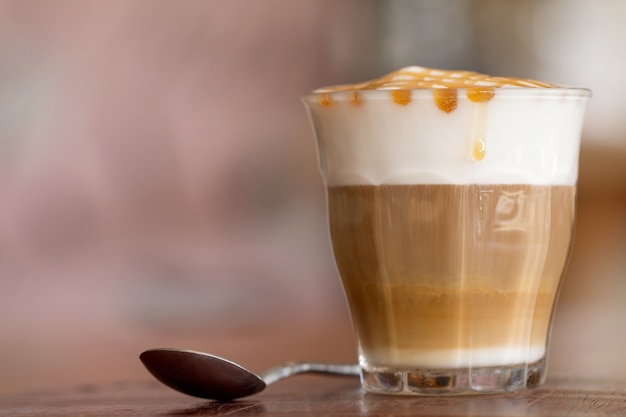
[349,91,362,106]
[317,66,557,92]
[319,92,332,107]
[315,66,559,162]
[316,66,557,111]
[432,89,458,113]
[391,89,411,106]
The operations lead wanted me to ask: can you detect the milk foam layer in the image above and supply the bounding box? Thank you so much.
[366,346,546,369]
[303,66,590,186]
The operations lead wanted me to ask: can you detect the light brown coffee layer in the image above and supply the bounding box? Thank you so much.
[328,184,575,367]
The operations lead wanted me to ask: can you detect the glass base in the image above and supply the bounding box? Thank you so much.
[361,357,546,395]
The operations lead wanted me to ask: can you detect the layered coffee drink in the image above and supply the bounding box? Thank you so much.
[329,184,573,367]
[303,67,590,395]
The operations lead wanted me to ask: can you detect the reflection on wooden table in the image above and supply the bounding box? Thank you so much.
[2,377,626,416]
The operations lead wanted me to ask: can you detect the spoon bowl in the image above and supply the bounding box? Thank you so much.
[140,348,359,401]
[140,349,266,400]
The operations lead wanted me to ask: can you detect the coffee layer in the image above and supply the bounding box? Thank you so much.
[349,284,552,368]
[328,184,575,368]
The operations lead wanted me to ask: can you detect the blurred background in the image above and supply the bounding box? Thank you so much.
[0,0,624,395]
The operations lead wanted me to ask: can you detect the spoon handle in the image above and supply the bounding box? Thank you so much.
[259,362,360,385]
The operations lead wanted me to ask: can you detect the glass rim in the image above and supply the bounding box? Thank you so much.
[302,87,591,102]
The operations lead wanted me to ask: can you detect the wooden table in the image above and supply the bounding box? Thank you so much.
[2,377,625,416]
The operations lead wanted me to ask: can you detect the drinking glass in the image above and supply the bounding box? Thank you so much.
[303,86,590,395]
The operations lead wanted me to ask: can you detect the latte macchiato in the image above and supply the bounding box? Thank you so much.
[303,66,590,395]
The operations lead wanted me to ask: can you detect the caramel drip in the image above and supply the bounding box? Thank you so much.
[432,89,457,113]
[473,138,486,161]
[470,100,489,161]
[467,87,495,103]
[391,89,411,106]
[319,92,332,107]
[349,91,362,106]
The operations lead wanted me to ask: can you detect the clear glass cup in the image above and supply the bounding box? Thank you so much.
[303,86,590,395]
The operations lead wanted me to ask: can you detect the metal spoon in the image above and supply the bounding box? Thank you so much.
[140,348,360,401]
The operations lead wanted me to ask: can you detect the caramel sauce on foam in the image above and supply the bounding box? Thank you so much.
[315,66,559,161]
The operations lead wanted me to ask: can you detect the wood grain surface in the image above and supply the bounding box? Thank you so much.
[2,377,625,416]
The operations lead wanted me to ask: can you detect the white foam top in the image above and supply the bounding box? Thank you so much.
[303,67,591,186]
